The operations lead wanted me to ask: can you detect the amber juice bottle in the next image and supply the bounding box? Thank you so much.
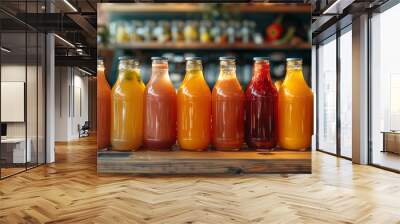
[111,57,145,151]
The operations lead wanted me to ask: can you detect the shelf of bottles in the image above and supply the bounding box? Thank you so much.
[96,3,312,174]
[97,3,312,89]
[96,56,312,174]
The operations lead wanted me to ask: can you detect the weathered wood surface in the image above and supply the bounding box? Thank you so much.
[97,149,311,174]
[2,136,400,223]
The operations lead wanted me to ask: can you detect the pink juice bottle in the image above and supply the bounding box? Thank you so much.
[143,57,177,149]
[212,57,244,150]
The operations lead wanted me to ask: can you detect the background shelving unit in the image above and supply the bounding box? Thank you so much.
[96,3,312,175]
[98,3,312,87]
[98,3,311,15]
[99,42,311,51]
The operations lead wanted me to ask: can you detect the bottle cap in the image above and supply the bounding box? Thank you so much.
[219,56,235,61]
[185,56,202,61]
[286,58,302,61]
[253,57,270,61]
[151,57,168,61]
[118,56,136,60]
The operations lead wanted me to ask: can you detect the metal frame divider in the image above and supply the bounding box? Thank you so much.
[0,17,2,179]
[336,24,341,158]
[315,44,319,151]
[25,0,28,172]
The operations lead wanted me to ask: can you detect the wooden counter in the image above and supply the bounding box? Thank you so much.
[97,149,311,175]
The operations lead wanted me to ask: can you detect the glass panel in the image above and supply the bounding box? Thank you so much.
[318,37,337,154]
[339,28,352,158]
[312,46,317,150]
[38,33,46,165]
[1,31,28,177]
[27,31,38,169]
[25,0,44,169]
[371,4,400,171]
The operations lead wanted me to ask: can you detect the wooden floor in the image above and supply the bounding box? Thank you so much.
[1,136,400,224]
[373,150,400,171]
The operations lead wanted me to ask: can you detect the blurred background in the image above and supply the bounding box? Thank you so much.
[97,3,311,88]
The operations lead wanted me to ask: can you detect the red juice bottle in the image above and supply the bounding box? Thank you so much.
[245,57,278,149]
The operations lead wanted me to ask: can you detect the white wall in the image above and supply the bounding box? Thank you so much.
[55,67,89,141]
[1,65,32,138]
[1,64,46,164]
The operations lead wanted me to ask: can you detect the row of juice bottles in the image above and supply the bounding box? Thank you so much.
[97,56,313,151]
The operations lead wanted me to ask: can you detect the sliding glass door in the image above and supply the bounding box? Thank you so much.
[317,36,337,154]
[370,3,400,171]
[316,24,353,159]
[339,27,352,158]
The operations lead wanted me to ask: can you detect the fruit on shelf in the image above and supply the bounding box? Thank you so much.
[265,16,284,43]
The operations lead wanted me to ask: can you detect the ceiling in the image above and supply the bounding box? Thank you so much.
[1,0,97,73]
[1,0,393,74]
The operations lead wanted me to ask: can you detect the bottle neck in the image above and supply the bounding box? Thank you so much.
[219,60,237,80]
[97,60,105,73]
[185,60,204,78]
[285,60,304,81]
[151,62,169,80]
[97,65,105,73]
[253,61,272,83]
[186,60,202,71]
[118,60,140,81]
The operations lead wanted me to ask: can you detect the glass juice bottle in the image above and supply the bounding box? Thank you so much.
[111,57,145,151]
[143,57,177,149]
[97,59,111,149]
[245,57,278,149]
[177,57,211,151]
[278,58,313,150]
[212,57,244,150]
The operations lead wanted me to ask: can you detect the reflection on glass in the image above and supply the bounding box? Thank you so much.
[1,32,27,177]
[340,29,352,158]
[371,4,400,171]
[27,32,38,169]
[38,33,46,165]
[318,37,337,154]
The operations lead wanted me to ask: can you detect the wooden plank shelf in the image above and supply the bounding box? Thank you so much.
[97,149,311,175]
[99,3,311,14]
[98,42,311,51]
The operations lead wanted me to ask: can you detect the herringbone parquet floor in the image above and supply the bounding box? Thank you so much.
[1,135,400,224]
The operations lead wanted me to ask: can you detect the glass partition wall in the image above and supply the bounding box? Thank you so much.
[315,25,352,159]
[0,2,46,179]
[339,27,352,159]
[315,0,400,172]
[317,35,337,155]
[370,3,400,171]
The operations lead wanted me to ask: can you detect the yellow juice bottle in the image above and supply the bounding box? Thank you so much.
[111,57,145,151]
[278,58,313,150]
[177,57,211,151]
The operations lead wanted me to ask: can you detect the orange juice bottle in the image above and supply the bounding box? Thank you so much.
[278,58,313,150]
[212,57,244,150]
[97,58,111,149]
[177,57,211,151]
[111,57,145,151]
